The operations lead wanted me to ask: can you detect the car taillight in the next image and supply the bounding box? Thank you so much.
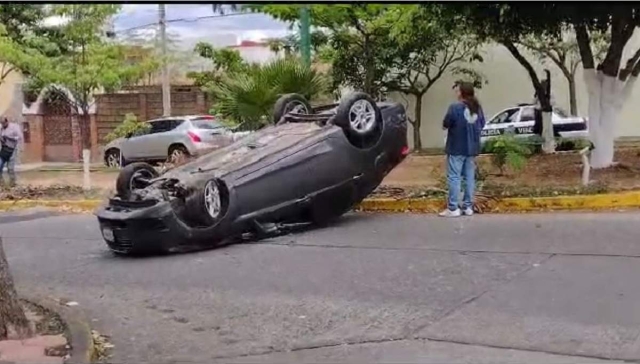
[188,131,201,143]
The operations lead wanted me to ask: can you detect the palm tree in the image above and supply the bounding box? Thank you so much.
[209,58,328,130]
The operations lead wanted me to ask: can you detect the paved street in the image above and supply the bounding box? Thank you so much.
[2,211,639,363]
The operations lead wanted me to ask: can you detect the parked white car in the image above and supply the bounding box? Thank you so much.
[481,103,589,143]
[103,115,251,168]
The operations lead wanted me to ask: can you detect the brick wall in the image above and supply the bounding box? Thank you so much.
[95,86,212,144]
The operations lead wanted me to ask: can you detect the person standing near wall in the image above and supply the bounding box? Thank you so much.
[0,117,24,187]
[440,81,486,217]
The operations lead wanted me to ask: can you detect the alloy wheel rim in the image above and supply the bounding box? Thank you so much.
[349,100,376,134]
[204,180,222,219]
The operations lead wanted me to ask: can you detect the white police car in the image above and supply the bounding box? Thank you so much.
[481,103,588,143]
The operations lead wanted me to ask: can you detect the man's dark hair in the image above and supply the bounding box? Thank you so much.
[458,82,481,115]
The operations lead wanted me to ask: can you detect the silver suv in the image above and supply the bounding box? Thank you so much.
[103,115,249,168]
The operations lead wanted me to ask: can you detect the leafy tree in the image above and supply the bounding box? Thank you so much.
[379,5,485,150]
[256,4,485,150]
[187,43,248,87]
[28,4,149,152]
[211,4,241,15]
[444,3,640,167]
[519,30,610,115]
[266,30,329,58]
[254,4,393,98]
[0,4,46,44]
[209,57,327,130]
[104,113,150,143]
[0,25,43,85]
[568,4,640,168]
[439,3,565,154]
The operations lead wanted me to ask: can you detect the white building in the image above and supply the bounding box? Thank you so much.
[227,40,282,64]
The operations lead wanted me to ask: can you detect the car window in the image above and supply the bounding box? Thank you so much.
[520,107,535,122]
[191,118,224,130]
[489,108,519,124]
[150,119,183,134]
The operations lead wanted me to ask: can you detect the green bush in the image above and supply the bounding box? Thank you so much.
[208,57,329,130]
[104,113,150,143]
[483,134,533,174]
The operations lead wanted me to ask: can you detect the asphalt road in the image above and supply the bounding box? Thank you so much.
[2,210,639,363]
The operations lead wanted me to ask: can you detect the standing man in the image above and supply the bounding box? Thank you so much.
[440,81,486,217]
[0,117,23,187]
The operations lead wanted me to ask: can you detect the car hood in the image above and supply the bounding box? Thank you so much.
[163,122,324,184]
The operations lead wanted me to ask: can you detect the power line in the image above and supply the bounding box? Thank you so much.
[115,12,255,34]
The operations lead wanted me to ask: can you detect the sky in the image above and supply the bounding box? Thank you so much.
[114,4,293,49]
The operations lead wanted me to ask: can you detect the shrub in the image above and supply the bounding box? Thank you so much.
[104,113,150,143]
[208,57,329,130]
[483,134,533,174]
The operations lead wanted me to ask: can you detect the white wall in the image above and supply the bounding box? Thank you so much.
[236,46,282,65]
[392,33,640,149]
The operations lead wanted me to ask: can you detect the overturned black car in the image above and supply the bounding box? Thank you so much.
[95,92,408,255]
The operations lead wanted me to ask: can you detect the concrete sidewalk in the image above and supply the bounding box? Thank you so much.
[1,212,639,362]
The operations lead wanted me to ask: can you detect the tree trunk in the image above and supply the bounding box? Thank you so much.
[0,237,31,340]
[584,69,636,169]
[413,94,423,151]
[568,77,578,116]
[541,111,555,153]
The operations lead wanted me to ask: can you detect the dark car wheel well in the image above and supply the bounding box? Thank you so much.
[168,143,189,155]
[104,147,120,161]
[273,93,312,124]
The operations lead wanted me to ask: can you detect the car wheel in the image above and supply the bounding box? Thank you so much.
[334,92,383,148]
[184,178,229,227]
[104,148,122,169]
[168,144,190,164]
[272,93,312,123]
[116,162,159,200]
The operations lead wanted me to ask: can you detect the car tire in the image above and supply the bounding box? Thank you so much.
[168,144,190,164]
[333,92,383,149]
[116,162,159,200]
[272,93,312,123]
[184,178,229,227]
[104,148,122,169]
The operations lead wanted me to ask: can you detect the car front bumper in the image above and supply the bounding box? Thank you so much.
[95,199,190,254]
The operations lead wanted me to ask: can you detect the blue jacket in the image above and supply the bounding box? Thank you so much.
[443,101,486,156]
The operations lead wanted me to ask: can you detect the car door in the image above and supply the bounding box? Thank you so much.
[119,123,155,161]
[126,119,170,160]
[482,107,520,140]
[514,106,536,137]
[147,119,185,159]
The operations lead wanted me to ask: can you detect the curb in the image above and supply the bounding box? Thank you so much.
[358,190,640,213]
[0,200,103,212]
[2,191,640,214]
[22,295,95,363]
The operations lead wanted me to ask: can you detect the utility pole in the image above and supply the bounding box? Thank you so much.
[299,5,311,68]
[159,4,171,116]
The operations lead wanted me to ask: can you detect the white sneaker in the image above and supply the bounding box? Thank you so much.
[462,208,474,216]
[439,208,461,217]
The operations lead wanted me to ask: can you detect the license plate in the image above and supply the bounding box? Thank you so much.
[102,227,114,242]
